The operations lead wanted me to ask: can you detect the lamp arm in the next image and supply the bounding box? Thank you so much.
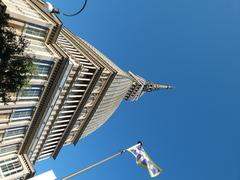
[63,0,88,16]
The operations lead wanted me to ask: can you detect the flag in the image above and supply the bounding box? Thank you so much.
[127,143,162,178]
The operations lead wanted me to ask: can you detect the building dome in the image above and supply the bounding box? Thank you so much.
[81,74,132,138]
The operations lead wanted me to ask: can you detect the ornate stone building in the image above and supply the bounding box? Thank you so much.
[0,0,173,179]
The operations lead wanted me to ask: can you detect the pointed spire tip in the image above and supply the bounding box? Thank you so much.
[167,85,175,89]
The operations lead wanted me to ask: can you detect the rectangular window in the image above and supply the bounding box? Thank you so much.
[36,65,51,75]
[11,107,33,121]
[23,24,52,55]
[21,89,41,97]
[32,60,53,80]
[24,24,47,41]
[25,26,46,38]
[4,126,27,140]
[0,157,23,177]
[18,85,43,101]
[0,144,18,156]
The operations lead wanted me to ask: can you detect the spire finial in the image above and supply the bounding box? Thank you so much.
[143,81,175,92]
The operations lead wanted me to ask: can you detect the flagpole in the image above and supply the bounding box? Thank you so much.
[61,142,142,180]
[62,150,126,180]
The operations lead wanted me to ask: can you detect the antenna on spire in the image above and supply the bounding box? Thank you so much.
[143,81,175,92]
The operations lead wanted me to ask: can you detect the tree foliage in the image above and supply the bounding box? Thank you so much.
[0,12,34,104]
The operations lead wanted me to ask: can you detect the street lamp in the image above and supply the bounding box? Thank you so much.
[44,2,60,14]
[44,0,88,17]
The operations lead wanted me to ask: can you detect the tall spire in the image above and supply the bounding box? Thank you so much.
[125,72,174,101]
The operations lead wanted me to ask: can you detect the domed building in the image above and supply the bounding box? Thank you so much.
[0,0,173,179]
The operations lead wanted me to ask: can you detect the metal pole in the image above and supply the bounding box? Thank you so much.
[62,150,126,180]
[61,142,143,180]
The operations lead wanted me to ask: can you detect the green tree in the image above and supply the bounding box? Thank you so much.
[0,12,34,104]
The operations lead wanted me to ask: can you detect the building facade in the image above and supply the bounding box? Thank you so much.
[0,0,173,179]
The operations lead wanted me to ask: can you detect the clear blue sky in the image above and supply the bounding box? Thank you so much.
[36,0,240,179]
